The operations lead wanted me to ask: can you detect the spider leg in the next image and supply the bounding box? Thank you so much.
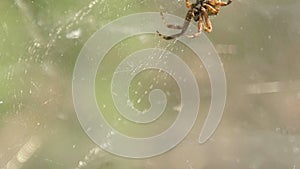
[185,0,192,9]
[157,19,191,40]
[186,20,203,39]
[219,0,232,6]
[203,4,219,15]
[160,12,183,30]
[201,7,212,33]
[157,9,193,40]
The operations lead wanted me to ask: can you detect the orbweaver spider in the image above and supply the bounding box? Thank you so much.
[157,0,232,40]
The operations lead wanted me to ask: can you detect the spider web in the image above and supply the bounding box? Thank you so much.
[1,0,300,168]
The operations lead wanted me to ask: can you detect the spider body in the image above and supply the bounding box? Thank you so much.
[157,0,232,40]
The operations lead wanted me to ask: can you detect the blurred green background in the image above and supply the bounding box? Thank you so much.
[1,0,300,168]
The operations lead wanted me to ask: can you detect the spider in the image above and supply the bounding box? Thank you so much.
[157,0,232,40]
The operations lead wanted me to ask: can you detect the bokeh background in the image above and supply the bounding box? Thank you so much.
[1,0,300,168]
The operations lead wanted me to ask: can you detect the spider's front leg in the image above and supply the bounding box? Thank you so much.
[185,0,192,9]
[157,10,193,40]
[157,19,190,40]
